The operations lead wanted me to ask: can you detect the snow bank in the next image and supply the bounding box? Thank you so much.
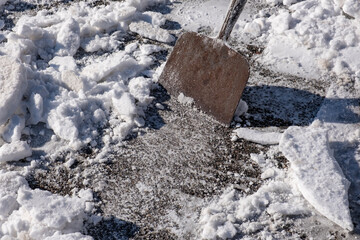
[279,126,353,231]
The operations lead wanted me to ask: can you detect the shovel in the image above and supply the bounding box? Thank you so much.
[159,0,249,125]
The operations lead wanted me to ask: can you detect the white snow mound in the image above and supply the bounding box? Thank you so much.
[279,126,354,231]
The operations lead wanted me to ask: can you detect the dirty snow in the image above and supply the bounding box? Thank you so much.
[0,0,359,239]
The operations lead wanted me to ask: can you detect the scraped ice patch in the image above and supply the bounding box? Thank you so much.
[0,56,27,126]
[279,126,354,231]
[129,21,175,43]
[0,141,32,163]
[234,127,282,145]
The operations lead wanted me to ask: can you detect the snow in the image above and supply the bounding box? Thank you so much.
[0,0,359,238]
[172,0,359,237]
[199,149,310,239]
[0,56,27,126]
[279,126,354,231]
[0,171,92,239]
[177,93,194,105]
[129,21,175,43]
[0,141,32,163]
[0,0,171,238]
[234,127,282,145]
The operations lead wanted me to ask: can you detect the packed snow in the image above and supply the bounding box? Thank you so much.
[280,126,353,231]
[0,0,359,239]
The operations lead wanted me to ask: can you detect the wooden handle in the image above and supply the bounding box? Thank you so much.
[218,0,247,41]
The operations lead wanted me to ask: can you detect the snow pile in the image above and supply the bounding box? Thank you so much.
[241,0,360,78]
[0,171,93,239]
[199,149,310,240]
[0,0,173,160]
[0,0,172,238]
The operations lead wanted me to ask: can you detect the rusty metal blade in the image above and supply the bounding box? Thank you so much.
[159,32,250,125]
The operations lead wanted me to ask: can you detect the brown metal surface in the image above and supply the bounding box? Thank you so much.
[159,32,250,125]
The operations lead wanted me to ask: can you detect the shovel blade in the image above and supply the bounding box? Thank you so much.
[159,32,249,125]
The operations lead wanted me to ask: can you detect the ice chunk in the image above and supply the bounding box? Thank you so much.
[0,141,32,163]
[27,93,44,125]
[1,115,25,143]
[61,71,85,92]
[279,126,354,231]
[126,0,166,11]
[343,0,360,19]
[0,56,27,126]
[81,35,119,53]
[141,11,167,27]
[234,128,282,145]
[0,188,89,239]
[0,195,19,217]
[0,171,28,198]
[55,18,80,56]
[49,56,77,72]
[16,188,86,230]
[47,102,80,146]
[128,77,154,106]
[81,51,141,82]
[112,92,137,117]
[129,21,175,43]
[177,93,194,105]
[234,100,248,119]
